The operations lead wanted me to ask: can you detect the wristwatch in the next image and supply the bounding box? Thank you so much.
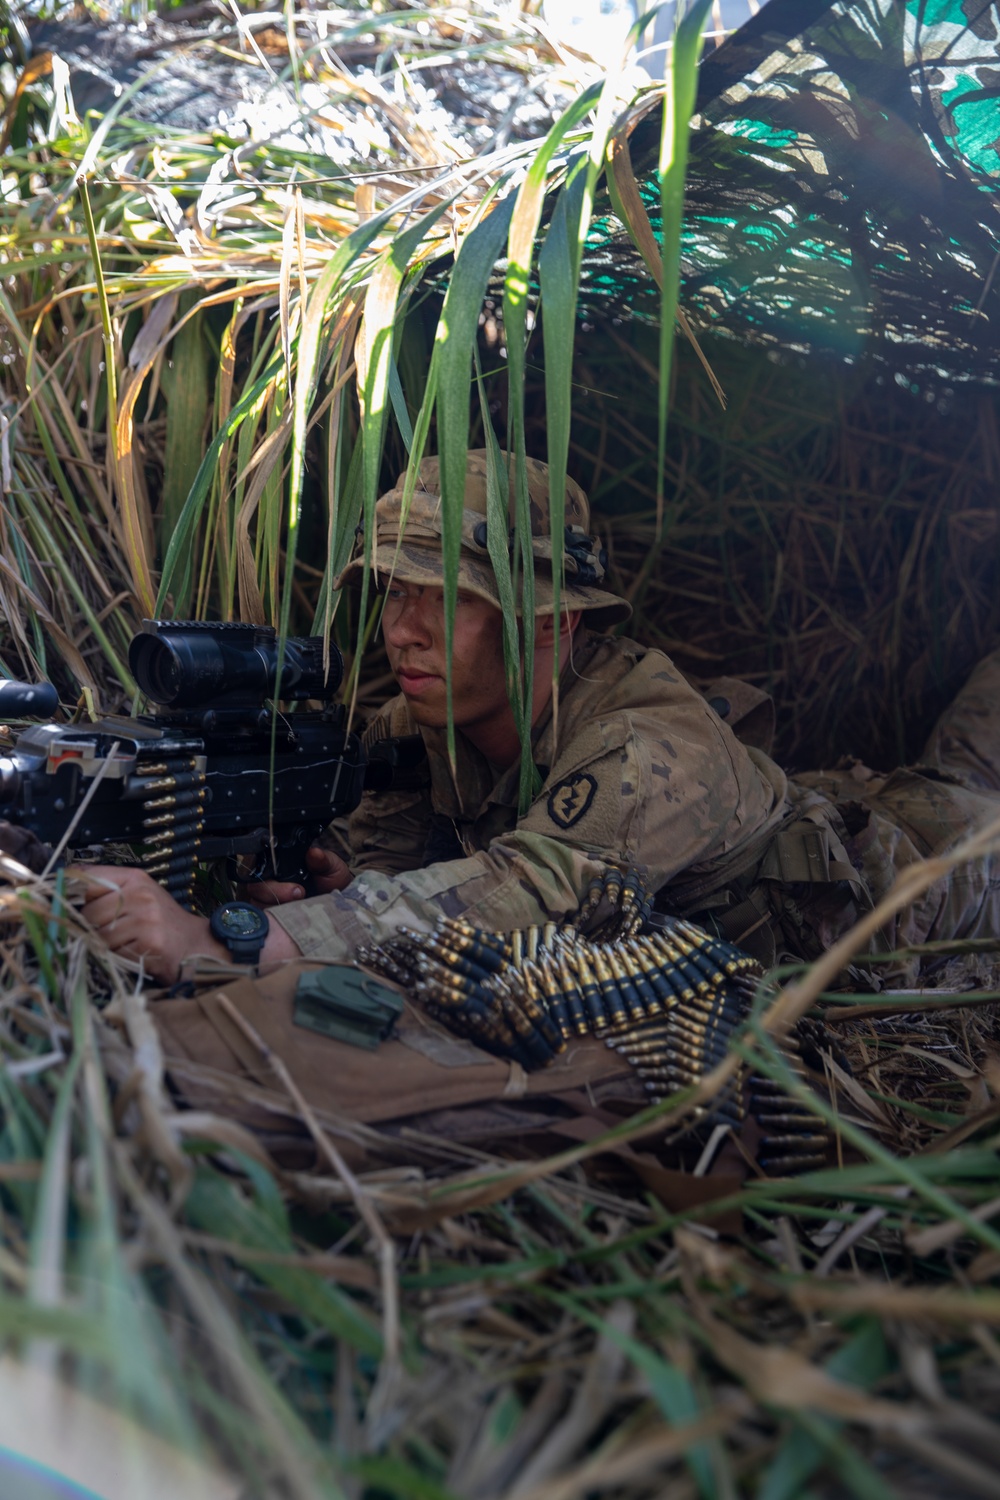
[209,901,270,965]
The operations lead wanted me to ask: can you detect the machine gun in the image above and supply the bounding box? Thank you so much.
[0,621,412,903]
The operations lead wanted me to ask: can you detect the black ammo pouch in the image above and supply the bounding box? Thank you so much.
[294,967,404,1050]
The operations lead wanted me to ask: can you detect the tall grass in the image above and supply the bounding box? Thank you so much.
[2,5,999,1497]
[0,2,692,730]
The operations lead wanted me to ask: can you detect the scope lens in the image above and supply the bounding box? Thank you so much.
[131,638,184,704]
[128,633,183,702]
[148,647,181,703]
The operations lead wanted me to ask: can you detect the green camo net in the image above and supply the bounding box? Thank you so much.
[581,0,1000,389]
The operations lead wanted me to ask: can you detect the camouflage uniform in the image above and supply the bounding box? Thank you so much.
[272,453,1000,981]
[273,631,786,959]
[784,650,1000,979]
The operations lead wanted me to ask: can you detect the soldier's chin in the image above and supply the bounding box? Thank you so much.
[399,692,446,726]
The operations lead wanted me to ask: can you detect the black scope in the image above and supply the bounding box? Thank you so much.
[129,621,343,710]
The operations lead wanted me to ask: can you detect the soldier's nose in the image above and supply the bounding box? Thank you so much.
[385,597,433,647]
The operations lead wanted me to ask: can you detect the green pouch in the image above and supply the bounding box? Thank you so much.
[293,966,404,1050]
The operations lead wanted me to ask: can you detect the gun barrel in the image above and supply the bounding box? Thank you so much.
[0,681,58,718]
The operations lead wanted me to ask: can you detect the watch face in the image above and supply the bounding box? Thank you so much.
[217,904,267,938]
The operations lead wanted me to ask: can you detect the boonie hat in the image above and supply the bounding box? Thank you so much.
[335,449,632,630]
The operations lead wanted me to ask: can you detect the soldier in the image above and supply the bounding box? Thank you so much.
[73,448,1000,990]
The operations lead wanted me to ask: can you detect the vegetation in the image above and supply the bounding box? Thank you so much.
[0,3,998,1496]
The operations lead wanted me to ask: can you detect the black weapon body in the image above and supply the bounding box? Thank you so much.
[0,620,382,900]
[0,710,367,897]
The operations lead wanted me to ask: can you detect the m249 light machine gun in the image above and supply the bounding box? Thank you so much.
[0,621,395,904]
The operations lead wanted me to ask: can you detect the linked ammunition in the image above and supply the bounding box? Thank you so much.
[414,934,497,983]
[644,933,711,996]
[660,926,727,988]
[360,901,835,1177]
[674,919,760,978]
[614,948,664,1017]
[527,954,575,1050]
[602,945,648,1023]
[632,940,691,1004]
[758,1152,827,1172]
[492,982,556,1069]
[567,949,607,1033]
[591,947,628,1027]
[521,956,569,1051]
[752,1112,823,1129]
[434,920,511,968]
[759,1132,829,1148]
[549,950,584,1041]
[420,961,484,998]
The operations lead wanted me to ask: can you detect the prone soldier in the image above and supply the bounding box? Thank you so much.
[64,448,1000,989]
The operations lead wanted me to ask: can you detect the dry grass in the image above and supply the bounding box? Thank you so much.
[545,333,1000,771]
[1,855,1000,1496]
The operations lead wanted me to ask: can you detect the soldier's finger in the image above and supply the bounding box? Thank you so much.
[80,888,128,930]
[305,846,352,890]
[242,879,304,906]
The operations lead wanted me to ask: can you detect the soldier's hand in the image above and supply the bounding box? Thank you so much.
[242,844,353,907]
[76,864,229,984]
[0,820,52,876]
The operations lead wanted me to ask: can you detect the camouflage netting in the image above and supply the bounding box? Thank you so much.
[582,0,1000,390]
[512,0,1000,772]
[542,332,1000,773]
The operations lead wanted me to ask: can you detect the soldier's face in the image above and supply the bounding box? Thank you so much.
[382,581,509,734]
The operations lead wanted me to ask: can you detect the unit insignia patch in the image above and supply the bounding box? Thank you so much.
[547,772,597,829]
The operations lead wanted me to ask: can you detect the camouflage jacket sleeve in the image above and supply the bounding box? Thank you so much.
[271,643,782,964]
[272,777,625,964]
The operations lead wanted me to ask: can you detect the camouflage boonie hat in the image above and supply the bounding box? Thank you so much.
[336,450,632,630]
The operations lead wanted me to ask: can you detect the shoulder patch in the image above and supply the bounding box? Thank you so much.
[547,772,598,829]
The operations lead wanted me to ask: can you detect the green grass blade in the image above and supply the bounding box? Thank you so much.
[547,1289,717,1498]
[356,200,458,677]
[183,1166,382,1360]
[656,0,713,533]
[760,1321,892,1500]
[160,290,211,551]
[156,354,284,615]
[79,177,157,618]
[434,191,516,771]
[502,85,603,778]
[537,147,589,741]
[282,202,411,652]
[475,346,532,798]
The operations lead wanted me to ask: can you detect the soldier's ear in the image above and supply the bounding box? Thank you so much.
[534,609,582,647]
[557,608,583,641]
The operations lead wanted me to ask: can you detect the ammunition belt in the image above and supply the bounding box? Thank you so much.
[359,898,834,1176]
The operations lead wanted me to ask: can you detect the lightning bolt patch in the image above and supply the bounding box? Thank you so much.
[547,772,598,829]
